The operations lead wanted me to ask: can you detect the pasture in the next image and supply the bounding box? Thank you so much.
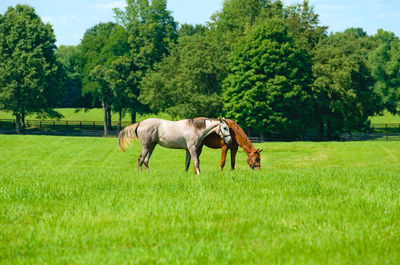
[1,135,399,264]
[0,109,174,122]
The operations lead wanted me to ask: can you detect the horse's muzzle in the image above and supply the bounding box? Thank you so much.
[224,136,232,145]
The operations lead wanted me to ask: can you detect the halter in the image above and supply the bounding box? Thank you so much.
[247,152,258,169]
[218,124,231,137]
[218,123,232,145]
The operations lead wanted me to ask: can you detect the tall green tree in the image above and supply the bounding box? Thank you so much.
[114,0,178,69]
[312,30,380,139]
[105,55,144,130]
[284,0,327,52]
[0,5,65,133]
[140,34,228,118]
[208,0,284,72]
[209,0,283,46]
[81,22,128,135]
[114,0,177,121]
[369,29,400,115]
[223,18,312,138]
[105,56,130,131]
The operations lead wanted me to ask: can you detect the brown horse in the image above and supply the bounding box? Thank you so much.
[190,118,262,171]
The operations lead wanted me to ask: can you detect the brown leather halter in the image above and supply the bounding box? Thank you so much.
[247,152,258,169]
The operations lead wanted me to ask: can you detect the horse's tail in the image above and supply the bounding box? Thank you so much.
[118,123,140,152]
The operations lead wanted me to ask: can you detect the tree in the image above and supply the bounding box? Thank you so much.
[178,23,207,37]
[105,57,129,131]
[223,19,313,138]
[114,0,178,69]
[105,55,144,130]
[312,30,380,139]
[0,5,65,133]
[80,22,128,135]
[284,0,327,52]
[369,29,400,115]
[140,34,228,118]
[114,0,177,121]
[209,0,283,45]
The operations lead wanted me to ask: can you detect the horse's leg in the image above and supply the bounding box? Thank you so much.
[143,143,156,172]
[185,150,191,172]
[138,149,147,171]
[192,145,203,173]
[230,146,238,170]
[220,145,228,170]
[189,147,200,175]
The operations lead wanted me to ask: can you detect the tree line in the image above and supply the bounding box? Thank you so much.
[0,0,399,139]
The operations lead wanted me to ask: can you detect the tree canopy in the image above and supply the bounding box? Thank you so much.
[141,34,228,118]
[312,30,380,138]
[223,18,312,137]
[369,30,400,115]
[0,5,65,133]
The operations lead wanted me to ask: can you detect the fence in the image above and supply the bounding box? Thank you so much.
[0,118,400,141]
[0,119,130,130]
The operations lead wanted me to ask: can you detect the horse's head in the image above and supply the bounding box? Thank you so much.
[215,118,232,145]
[247,148,262,170]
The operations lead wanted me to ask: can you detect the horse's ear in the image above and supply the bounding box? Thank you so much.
[257,148,263,153]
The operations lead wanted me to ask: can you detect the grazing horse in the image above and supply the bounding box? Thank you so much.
[190,118,262,170]
[119,118,232,175]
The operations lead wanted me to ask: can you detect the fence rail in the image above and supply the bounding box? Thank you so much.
[1,119,399,141]
[0,119,131,131]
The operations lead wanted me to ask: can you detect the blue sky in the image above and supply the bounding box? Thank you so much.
[1,0,399,46]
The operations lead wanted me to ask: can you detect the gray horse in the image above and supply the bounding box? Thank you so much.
[119,118,232,174]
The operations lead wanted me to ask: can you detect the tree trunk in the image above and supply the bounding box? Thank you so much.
[102,101,108,136]
[131,110,136,124]
[117,110,122,133]
[21,111,26,130]
[15,112,22,134]
[315,106,323,141]
[107,107,112,130]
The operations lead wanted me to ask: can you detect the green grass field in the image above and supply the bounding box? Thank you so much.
[0,109,173,122]
[369,110,400,123]
[1,135,399,264]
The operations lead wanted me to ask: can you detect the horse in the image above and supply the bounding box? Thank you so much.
[118,118,232,175]
[188,118,262,171]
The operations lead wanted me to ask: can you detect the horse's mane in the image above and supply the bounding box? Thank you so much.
[225,119,256,153]
[187,119,207,130]
[187,118,221,130]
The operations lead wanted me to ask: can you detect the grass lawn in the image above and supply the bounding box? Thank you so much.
[0,109,173,122]
[1,135,399,264]
[369,110,400,123]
